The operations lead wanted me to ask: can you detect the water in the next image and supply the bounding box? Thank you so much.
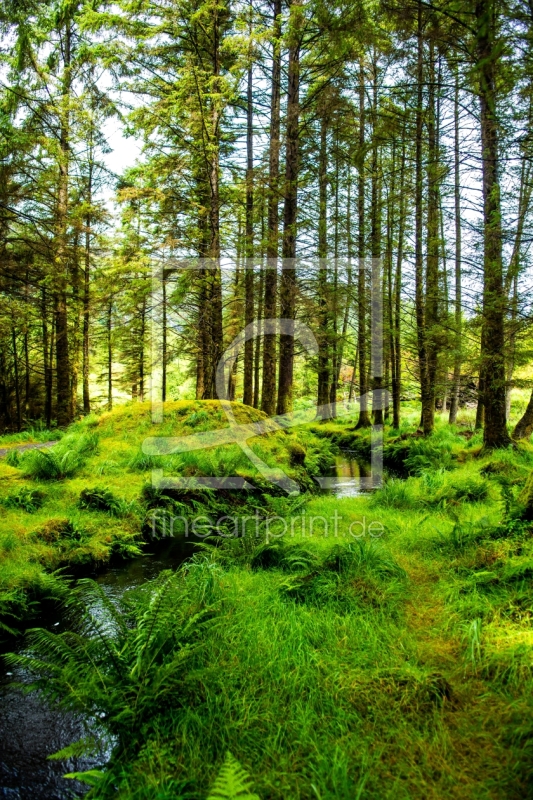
[315,450,372,497]
[0,538,195,800]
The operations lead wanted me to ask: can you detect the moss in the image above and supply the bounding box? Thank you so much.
[518,471,533,521]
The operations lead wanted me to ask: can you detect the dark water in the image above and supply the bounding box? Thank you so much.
[0,538,195,800]
[0,456,370,799]
[316,450,373,497]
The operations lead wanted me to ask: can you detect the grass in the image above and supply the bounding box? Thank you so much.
[4,401,533,798]
[0,400,334,632]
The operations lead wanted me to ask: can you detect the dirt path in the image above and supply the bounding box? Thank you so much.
[0,441,58,458]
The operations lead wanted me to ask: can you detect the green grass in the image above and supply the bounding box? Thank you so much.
[0,401,333,632]
[5,403,533,797]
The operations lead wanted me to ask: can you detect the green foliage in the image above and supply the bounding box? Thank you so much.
[207,753,259,800]
[78,486,123,515]
[19,434,99,480]
[370,478,415,509]
[6,562,222,758]
[2,486,45,512]
[5,449,20,467]
[20,448,84,479]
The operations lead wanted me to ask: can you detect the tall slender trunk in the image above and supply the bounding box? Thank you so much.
[414,4,429,434]
[253,266,264,408]
[316,113,331,420]
[82,208,91,413]
[201,14,224,400]
[243,47,255,407]
[277,0,301,416]
[11,328,21,431]
[370,57,383,427]
[107,300,113,411]
[356,58,371,429]
[329,134,340,419]
[55,20,72,427]
[335,171,353,404]
[42,289,52,427]
[476,0,510,448]
[423,37,439,434]
[392,134,405,429]
[449,67,462,424]
[162,275,167,402]
[261,0,282,416]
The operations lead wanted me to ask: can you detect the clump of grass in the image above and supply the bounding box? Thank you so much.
[370,478,416,509]
[128,449,160,472]
[20,448,85,480]
[277,540,407,611]
[19,433,98,480]
[2,487,46,513]
[5,449,20,467]
[78,486,124,516]
[421,474,491,507]
[250,542,319,572]
[31,517,84,544]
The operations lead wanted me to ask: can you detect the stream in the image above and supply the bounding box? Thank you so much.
[0,451,368,799]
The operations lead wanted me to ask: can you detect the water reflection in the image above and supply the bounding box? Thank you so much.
[316,451,372,497]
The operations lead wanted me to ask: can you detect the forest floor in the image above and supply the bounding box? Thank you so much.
[1,402,533,799]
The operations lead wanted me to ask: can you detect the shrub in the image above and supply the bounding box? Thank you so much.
[128,449,158,472]
[6,564,222,777]
[78,486,123,515]
[250,543,319,572]
[370,478,415,509]
[20,449,84,480]
[278,540,407,610]
[5,449,20,467]
[2,487,46,513]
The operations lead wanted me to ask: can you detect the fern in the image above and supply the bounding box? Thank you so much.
[207,752,260,800]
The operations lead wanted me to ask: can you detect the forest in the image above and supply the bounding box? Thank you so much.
[1,0,533,798]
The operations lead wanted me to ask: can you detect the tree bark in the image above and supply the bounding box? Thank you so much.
[276,0,301,416]
[243,51,255,407]
[356,58,371,429]
[316,113,331,420]
[513,387,533,441]
[261,0,282,417]
[476,0,511,448]
[449,67,462,425]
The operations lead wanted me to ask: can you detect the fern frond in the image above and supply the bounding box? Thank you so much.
[207,752,260,800]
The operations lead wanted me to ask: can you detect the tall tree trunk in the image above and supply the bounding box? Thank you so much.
[55,20,72,427]
[276,0,301,416]
[449,68,462,425]
[423,37,439,434]
[476,0,511,448]
[370,57,383,427]
[82,209,91,414]
[162,275,167,403]
[414,4,429,434]
[253,265,264,408]
[316,113,331,420]
[243,49,255,407]
[107,300,113,411]
[392,134,405,430]
[261,0,282,417]
[356,57,371,429]
[329,132,340,419]
[11,327,21,431]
